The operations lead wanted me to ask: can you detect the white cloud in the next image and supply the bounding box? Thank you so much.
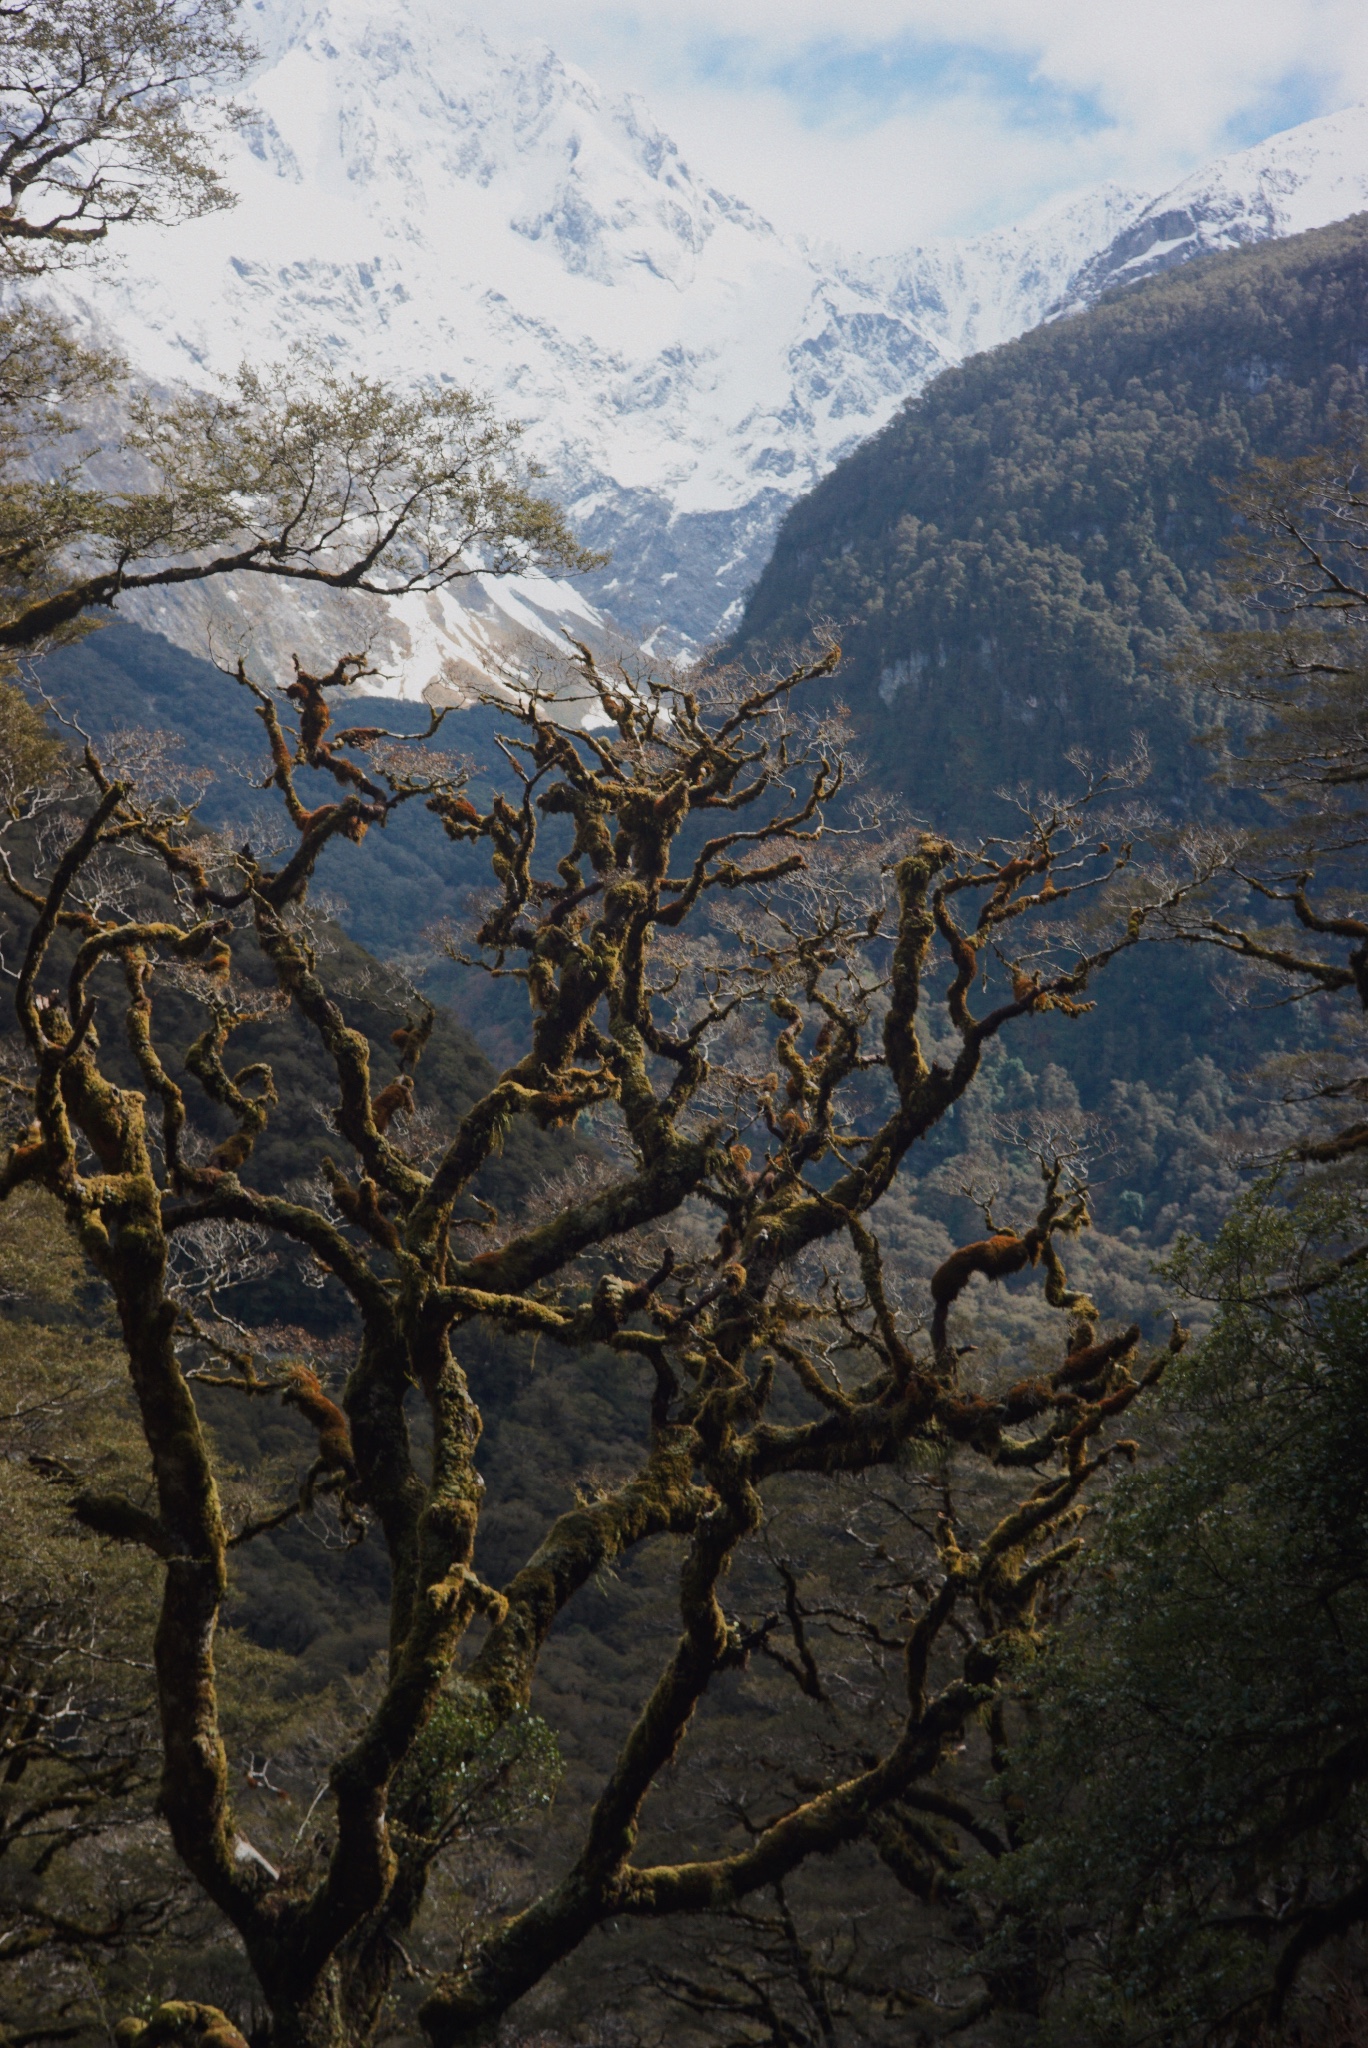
[442,0,1368,248]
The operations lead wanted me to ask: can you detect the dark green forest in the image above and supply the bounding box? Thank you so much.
[737,211,1368,825]
[8,58,1368,2048]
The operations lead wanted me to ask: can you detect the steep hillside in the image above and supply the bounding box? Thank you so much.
[736,213,1368,831]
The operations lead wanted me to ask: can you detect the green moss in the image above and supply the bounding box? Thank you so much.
[390,1683,561,1845]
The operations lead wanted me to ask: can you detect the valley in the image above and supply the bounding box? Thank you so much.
[6,9,1368,2047]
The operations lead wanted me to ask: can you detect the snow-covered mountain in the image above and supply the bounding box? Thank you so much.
[1059,105,1368,308]
[57,0,1368,693]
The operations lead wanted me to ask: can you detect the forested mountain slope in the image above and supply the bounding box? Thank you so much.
[736,212,1368,830]
[49,210,1368,1089]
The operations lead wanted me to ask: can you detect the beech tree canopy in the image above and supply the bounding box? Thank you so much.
[0,0,598,656]
[0,0,252,271]
[990,447,1368,2041]
[0,354,605,651]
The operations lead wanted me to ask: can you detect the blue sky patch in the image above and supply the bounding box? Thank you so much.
[685,32,1114,139]
[1220,67,1335,151]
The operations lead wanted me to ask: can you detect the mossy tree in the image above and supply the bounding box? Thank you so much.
[0,1167,313,2045]
[1,637,1179,2048]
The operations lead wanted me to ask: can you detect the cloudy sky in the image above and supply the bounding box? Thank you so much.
[459,0,1368,250]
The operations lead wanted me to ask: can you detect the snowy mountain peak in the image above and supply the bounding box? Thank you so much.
[57,1,1368,687]
[1059,103,1368,306]
[239,0,752,297]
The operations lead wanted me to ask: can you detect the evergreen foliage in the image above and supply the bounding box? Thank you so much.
[737,214,1368,833]
[977,397,1368,2048]
[1003,1181,1368,2042]
[0,0,251,272]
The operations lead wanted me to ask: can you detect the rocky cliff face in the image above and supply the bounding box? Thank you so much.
[55,0,1368,686]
